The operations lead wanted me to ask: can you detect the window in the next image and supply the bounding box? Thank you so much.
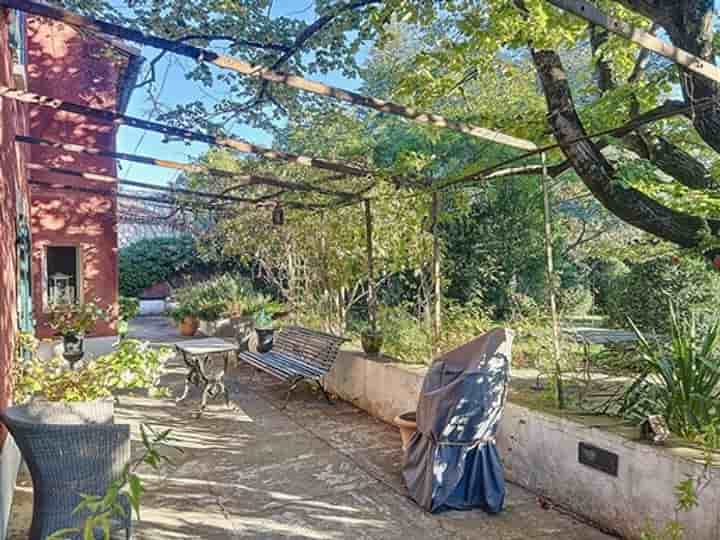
[46,246,81,306]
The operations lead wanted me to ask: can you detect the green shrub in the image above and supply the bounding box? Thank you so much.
[119,236,198,297]
[13,339,171,403]
[171,274,280,322]
[605,256,720,333]
[592,258,630,311]
[558,286,594,317]
[619,304,720,437]
[118,296,140,337]
[373,302,492,365]
[119,296,140,321]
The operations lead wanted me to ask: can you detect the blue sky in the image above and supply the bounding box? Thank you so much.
[117,1,366,186]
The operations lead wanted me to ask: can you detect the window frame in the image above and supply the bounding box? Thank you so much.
[43,244,83,311]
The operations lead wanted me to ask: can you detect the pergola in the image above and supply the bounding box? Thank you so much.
[3,0,718,406]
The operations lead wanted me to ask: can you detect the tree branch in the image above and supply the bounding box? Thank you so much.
[532,48,720,258]
[269,0,382,71]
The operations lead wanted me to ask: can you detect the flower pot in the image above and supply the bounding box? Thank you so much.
[179,316,199,337]
[255,328,275,353]
[361,330,383,356]
[393,411,417,451]
[62,333,84,367]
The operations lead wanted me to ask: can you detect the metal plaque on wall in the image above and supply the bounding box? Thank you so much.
[578,442,619,476]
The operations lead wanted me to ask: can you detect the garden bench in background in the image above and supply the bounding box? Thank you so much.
[238,325,347,405]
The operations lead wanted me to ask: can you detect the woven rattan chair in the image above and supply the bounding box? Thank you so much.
[1,401,132,540]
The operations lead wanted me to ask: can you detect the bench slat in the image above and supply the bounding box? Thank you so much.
[243,351,325,379]
[237,326,345,396]
[240,352,313,381]
[269,351,328,377]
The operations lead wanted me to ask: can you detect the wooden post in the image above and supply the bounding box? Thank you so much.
[364,199,377,333]
[541,152,564,409]
[431,192,442,355]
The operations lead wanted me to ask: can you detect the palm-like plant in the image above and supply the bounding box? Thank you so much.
[620,303,720,437]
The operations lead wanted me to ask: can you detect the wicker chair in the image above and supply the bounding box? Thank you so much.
[1,401,132,540]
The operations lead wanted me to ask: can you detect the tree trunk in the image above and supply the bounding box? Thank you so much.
[531,49,720,256]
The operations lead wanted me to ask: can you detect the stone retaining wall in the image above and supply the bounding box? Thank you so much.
[325,350,720,540]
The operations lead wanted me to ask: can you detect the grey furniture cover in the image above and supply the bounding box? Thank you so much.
[403,328,513,513]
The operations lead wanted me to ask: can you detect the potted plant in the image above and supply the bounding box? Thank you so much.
[361,326,384,356]
[393,411,417,451]
[47,301,111,367]
[254,308,275,353]
[118,296,140,340]
[10,338,172,539]
[170,305,201,336]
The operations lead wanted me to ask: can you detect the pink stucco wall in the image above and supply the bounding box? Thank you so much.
[26,17,130,338]
[0,9,30,434]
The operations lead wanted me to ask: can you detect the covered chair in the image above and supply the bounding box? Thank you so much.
[403,328,514,514]
[1,401,132,540]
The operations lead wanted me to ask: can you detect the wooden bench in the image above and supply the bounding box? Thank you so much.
[238,325,347,405]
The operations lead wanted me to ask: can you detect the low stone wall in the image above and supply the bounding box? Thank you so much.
[325,350,425,424]
[325,350,720,540]
[199,317,253,338]
[138,299,167,316]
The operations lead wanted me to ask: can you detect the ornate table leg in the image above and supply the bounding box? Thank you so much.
[222,351,236,409]
[176,348,197,404]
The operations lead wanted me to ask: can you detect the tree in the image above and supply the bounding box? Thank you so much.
[368,1,720,262]
[66,0,720,262]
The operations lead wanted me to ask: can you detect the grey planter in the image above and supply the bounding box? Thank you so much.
[0,436,21,540]
[1,400,132,539]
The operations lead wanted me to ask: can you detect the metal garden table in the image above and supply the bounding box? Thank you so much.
[175,338,238,413]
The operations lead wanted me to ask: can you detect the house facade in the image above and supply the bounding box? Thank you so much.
[25,14,141,339]
[0,9,139,535]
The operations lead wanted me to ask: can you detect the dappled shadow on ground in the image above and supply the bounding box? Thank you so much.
[8,320,616,539]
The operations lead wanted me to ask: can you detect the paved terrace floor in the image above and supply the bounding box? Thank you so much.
[9,318,616,539]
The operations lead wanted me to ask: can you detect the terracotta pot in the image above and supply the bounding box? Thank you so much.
[393,411,417,451]
[179,316,199,336]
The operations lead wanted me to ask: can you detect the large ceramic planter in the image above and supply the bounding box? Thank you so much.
[255,328,275,353]
[393,411,417,451]
[179,316,199,337]
[0,437,21,540]
[61,333,84,367]
[361,330,384,356]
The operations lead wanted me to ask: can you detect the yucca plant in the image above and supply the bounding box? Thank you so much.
[620,303,720,437]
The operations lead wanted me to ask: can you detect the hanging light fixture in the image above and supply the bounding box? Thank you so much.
[272,204,284,226]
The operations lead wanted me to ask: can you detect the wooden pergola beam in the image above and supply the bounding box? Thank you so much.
[29,178,183,207]
[545,0,720,84]
[27,163,262,204]
[1,0,537,151]
[18,135,361,199]
[29,166,353,210]
[0,86,371,178]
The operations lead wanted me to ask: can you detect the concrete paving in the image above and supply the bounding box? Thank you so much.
[8,318,617,539]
